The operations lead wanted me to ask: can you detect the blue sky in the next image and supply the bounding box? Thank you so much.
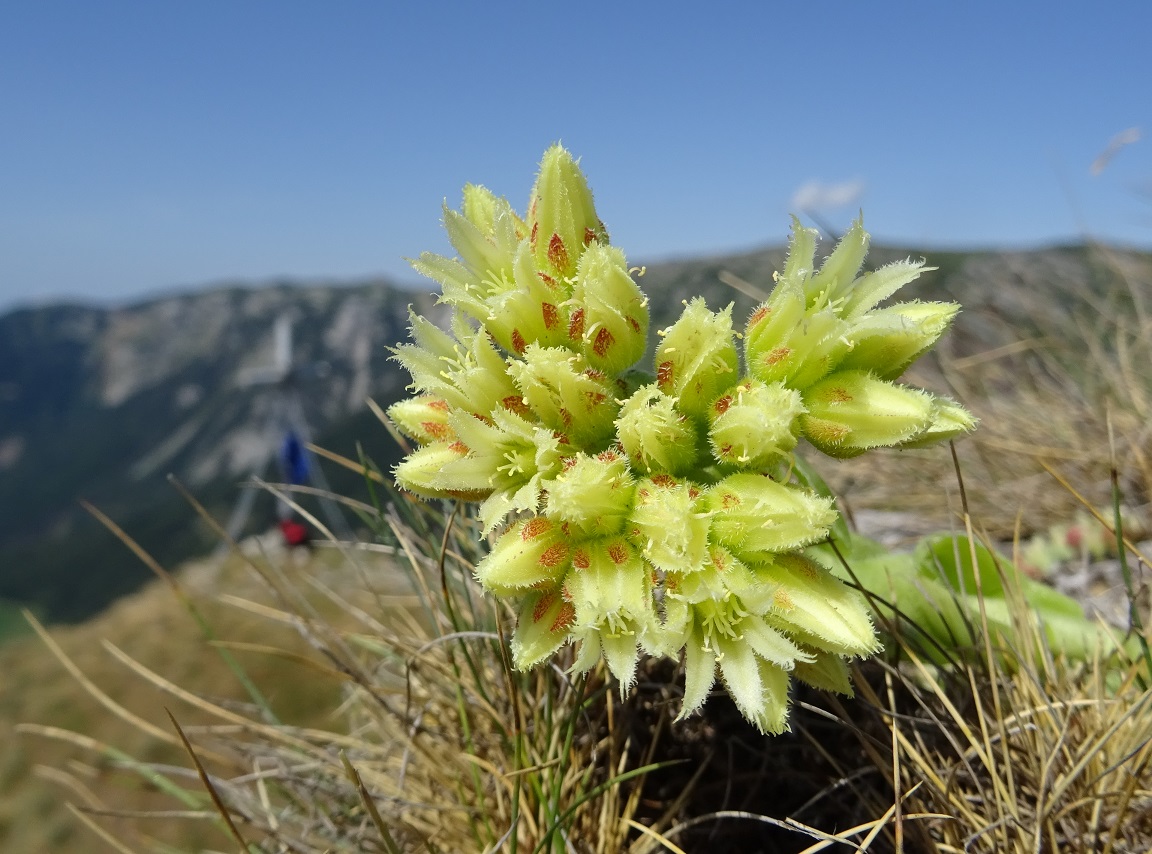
[2,1,1150,311]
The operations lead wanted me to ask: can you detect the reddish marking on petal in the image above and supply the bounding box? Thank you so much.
[650,474,677,489]
[448,441,470,454]
[559,408,573,427]
[764,346,791,367]
[773,589,794,611]
[825,386,852,403]
[538,542,569,569]
[593,326,615,357]
[585,391,606,408]
[501,395,532,418]
[562,455,579,470]
[583,367,607,382]
[532,590,557,623]
[596,448,622,463]
[548,233,569,271]
[637,488,650,500]
[420,421,451,440]
[573,549,591,570]
[656,360,674,389]
[542,302,559,329]
[511,329,527,354]
[720,491,741,509]
[520,518,553,541]
[627,315,642,334]
[607,541,629,564]
[665,574,680,592]
[711,550,729,572]
[538,272,559,289]
[583,226,597,246]
[568,308,585,341]
[427,398,450,411]
[719,443,734,458]
[530,220,538,248]
[550,601,576,633]
[748,305,770,327]
[713,395,732,415]
[688,486,701,500]
[553,430,571,445]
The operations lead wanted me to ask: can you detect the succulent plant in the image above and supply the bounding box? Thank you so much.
[389,144,975,732]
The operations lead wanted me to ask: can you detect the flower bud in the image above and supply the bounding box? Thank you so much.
[799,370,935,458]
[896,395,978,448]
[544,449,635,538]
[615,385,702,476]
[511,586,575,670]
[566,537,650,627]
[762,553,878,657]
[446,408,567,531]
[837,301,959,379]
[655,298,739,419]
[707,380,803,468]
[506,344,619,449]
[386,395,453,445]
[629,475,711,574]
[393,440,491,500]
[707,473,836,559]
[484,242,571,355]
[475,517,570,595]
[744,296,848,389]
[528,144,606,279]
[570,243,648,374]
[565,537,652,688]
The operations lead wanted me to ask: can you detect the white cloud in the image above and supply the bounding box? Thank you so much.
[1090,127,1142,176]
[790,179,865,212]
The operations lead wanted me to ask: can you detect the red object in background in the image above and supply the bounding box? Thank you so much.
[279,518,311,548]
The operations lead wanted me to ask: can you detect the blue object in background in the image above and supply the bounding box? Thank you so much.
[280,430,310,486]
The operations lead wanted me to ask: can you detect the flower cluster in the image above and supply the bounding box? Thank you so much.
[389,145,974,732]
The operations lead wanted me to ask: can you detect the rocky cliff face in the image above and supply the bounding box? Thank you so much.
[0,280,437,621]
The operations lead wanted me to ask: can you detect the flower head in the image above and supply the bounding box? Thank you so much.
[390,146,973,732]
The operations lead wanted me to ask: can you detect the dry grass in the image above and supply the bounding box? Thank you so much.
[0,545,367,852]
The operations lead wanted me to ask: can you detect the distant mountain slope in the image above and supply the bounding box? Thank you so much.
[3,241,1149,623]
[0,280,437,622]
